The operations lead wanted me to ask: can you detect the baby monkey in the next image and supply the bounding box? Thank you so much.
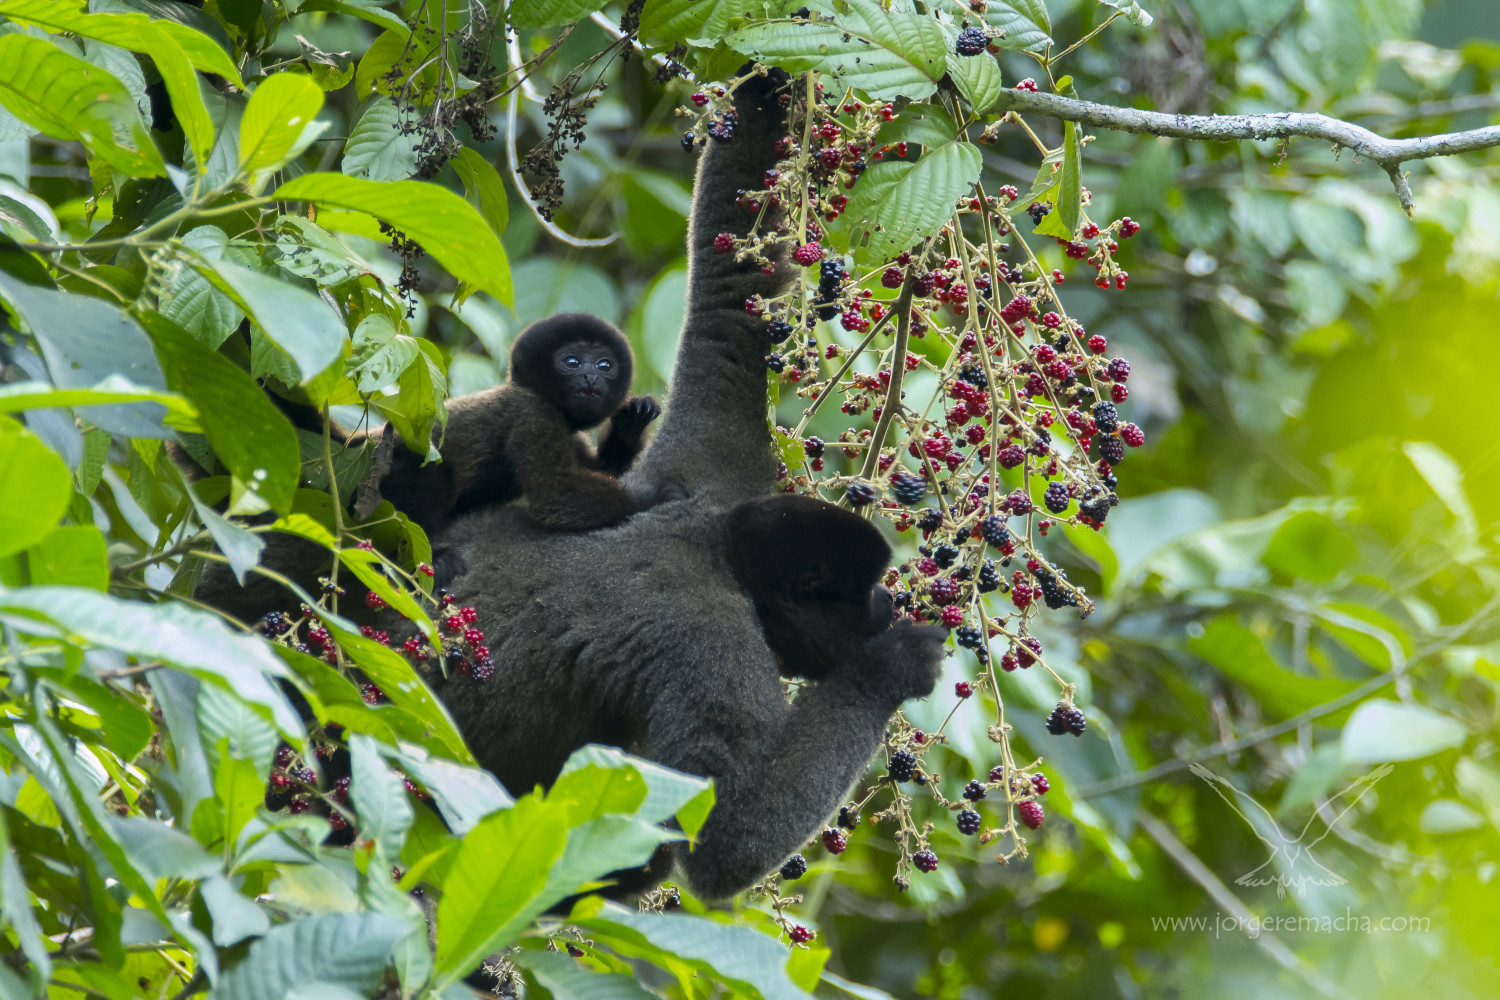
[367,312,663,538]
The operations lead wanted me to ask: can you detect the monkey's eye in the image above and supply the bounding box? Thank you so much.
[562,355,582,369]
[596,358,613,373]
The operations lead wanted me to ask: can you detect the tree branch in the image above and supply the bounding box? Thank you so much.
[989,89,1500,216]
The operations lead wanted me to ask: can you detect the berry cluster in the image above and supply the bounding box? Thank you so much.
[705,66,1148,895]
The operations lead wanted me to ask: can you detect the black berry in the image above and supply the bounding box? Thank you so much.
[956,809,982,834]
[933,542,959,568]
[1045,702,1087,736]
[1099,435,1125,465]
[1091,400,1119,434]
[963,779,986,801]
[1043,481,1070,514]
[780,853,808,880]
[892,472,927,505]
[980,515,1010,546]
[912,849,939,872]
[838,805,861,830]
[846,481,877,506]
[977,560,1000,593]
[955,26,988,56]
[887,750,917,782]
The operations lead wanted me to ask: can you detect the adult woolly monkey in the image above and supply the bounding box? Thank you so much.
[428,67,946,899]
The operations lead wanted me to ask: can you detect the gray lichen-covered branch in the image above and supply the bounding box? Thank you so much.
[989,89,1500,216]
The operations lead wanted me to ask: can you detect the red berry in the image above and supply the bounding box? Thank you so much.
[929,578,959,605]
[1016,78,1038,92]
[794,241,824,266]
[463,627,484,646]
[912,849,939,872]
[365,591,386,609]
[288,798,309,814]
[1017,800,1045,829]
[1119,217,1140,238]
[460,606,478,624]
[418,562,434,577]
[714,233,734,253]
[443,615,463,632]
[881,267,904,289]
[1110,383,1129,403]
[821,828,847,854]
[690,93,709,106]
[789,925,815,945]
[355,540,375,551]
[1087,334,1107,354]
[955,681,973,698]
[940,605,964,627]
[1031,773,1050,795]
[362,684,383,705]
[403,636,422,654]
[1121,423,1146,447]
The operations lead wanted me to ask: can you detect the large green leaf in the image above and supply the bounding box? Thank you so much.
[510,0,609,29]
[214,913,410,1000]
[341,97,418,181]
[1189,617,1360,720]
[238,73,327,182]
[275,173,514,306]
[0,585,303,735]
[160,226,245,346]
[434,796,568,983]
[349,733,415,853]
[1341,700,1467,764]
[382,743,512,835]
[0,0,245,87]
[0,416,71,560]
[144,313,300,513]
[942,30,1004,113]
[0,33,164,177]
[641,0,759,43]
[0,273,172,438]
[448,147,510,238]
[348,313,420,393]
[196,257,347,383]
[25,525,108,590]
[726,0,948,101]
[373,339,446,454]
[840,107,982,265]
[572,899,814,1000]
[978,0,1053,52]
[515,949,659,1000]
[560,745,714,838]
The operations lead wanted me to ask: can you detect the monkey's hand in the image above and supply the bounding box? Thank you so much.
[846,620,946,707]
[611,395,661,442]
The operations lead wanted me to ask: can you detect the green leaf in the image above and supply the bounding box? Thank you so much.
[640,0,756,43]
[978,0,1053,52]
[200,873,272,946]
[1261,509,1355,583]
[342,97,418,181]
[726,1,948,102]
[0,376,196,421]
[0,415,71,560]
[272,215,376,287]
[449,147,510,237]
[0,33,164,177]
[108,817,220,880]
[348,313,420,393]
[1057,120,1082,237]
[840,107,982,265]
[510,0,608,28]
[572,899,814,1000]
[0,271,171,439]
[434,796,568,983]
[0,0,245,87]
[0,811,50,986]
[238,73,327,181]
[1188,617,1360,720]
[559,745,714,838]
[943,38,1004,112]
[374,340,446,454]
[144,313,300,513]
[275,172,514,306]
[384,743,513,835]
[1341,699,1466,764]
[161,226,245,346]
[350,733,415,853]
[516,949,659,1000]
[215,912,410,1000]
[196,256,347,383]
[25,525,108,590]
[198,682,280,778]
[297,0,412,38]
[0,585,303,735]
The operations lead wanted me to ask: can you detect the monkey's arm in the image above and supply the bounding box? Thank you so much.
[630,68,791,504]
[589,396,660,476]
[648,621,945,898]
[506,415,645,530]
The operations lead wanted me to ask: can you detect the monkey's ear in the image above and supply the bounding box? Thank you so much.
[727,495,890,602]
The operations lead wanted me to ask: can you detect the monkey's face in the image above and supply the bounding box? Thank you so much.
[551,340,626,425]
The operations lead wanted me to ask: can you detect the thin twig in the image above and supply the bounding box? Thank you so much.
[858,273,916,481]
[990,88,1500,215]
